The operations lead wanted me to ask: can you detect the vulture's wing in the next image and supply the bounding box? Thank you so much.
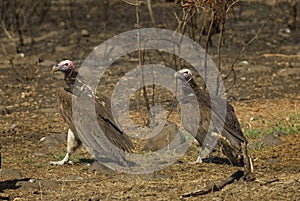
[210,97,247,149]
[94,92,134,152]
[56,87,134,167]
[200,92,247,164]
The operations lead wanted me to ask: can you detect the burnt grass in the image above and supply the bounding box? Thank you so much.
[0,1,300,200]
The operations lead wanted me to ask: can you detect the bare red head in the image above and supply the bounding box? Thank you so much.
[52,60,74,80]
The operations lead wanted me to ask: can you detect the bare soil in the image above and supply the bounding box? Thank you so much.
[0,1,299,200]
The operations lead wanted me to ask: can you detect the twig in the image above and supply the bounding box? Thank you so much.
[147,0,156,25]
[9,58,22,82]
[0,144,1,169]
[203,9,215,90]
[226,0,244,14]
[216,5,226,96]
[263,53,300,58]
[256,178,279,185]
[241,142,255,181]
[181,170,244,198]
[287,0,296,30]
[15,9,24,50]
[166,46,180,120]
[135,0,151,126]
[121,0,138,6]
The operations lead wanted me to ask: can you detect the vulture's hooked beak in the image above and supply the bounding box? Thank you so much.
[175,69,193,83]
[52,65,60,74]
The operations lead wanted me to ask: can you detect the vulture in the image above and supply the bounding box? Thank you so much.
[50,60,134,167]
[175,69,251,167]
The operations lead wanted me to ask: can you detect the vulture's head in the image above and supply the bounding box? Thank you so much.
[52,60,74,80]
[175,69,193,83]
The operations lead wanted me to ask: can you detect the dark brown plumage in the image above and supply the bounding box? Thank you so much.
[176,69,248,165]
[50,60,133,166]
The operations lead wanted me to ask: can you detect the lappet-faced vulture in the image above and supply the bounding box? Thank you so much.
[175,69,250,167]
[50,60,133,167]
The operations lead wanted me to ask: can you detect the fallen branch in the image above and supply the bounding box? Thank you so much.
[181,170,244,198]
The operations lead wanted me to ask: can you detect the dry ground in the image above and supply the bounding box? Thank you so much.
[0,1,299,200]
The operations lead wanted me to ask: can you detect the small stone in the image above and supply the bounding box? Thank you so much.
[0,106,9,115]
[249,134,284,150]
[58,21,66,28]
[10,124,17,130]
[81,29,89,37]
[239,60,249,65]
[272,131,288,137]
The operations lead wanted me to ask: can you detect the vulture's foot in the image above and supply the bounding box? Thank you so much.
[50,160,73,165]
[50,153,72,165]
[189,156,203,164]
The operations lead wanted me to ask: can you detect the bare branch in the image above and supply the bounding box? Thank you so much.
[224,13,272,93]
[226,0,244,14]
[147,0,156,25]
[0,21,15,41]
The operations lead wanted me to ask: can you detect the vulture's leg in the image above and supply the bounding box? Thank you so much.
[191,131,219,164]
[193,148,216,164]
[194,155,203,164]
[50,129,82,165]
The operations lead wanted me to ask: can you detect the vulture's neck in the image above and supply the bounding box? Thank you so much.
[64,71,95,98]
[182,79,211,106]
[182,79,202,97]
[64,71,78,90]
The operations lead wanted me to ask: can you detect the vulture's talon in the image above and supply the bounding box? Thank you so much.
[50,160,68,166]
[189,160,202,165]
[50,153,70,166]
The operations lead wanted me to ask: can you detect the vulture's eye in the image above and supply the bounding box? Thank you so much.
[65,63,68,66]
